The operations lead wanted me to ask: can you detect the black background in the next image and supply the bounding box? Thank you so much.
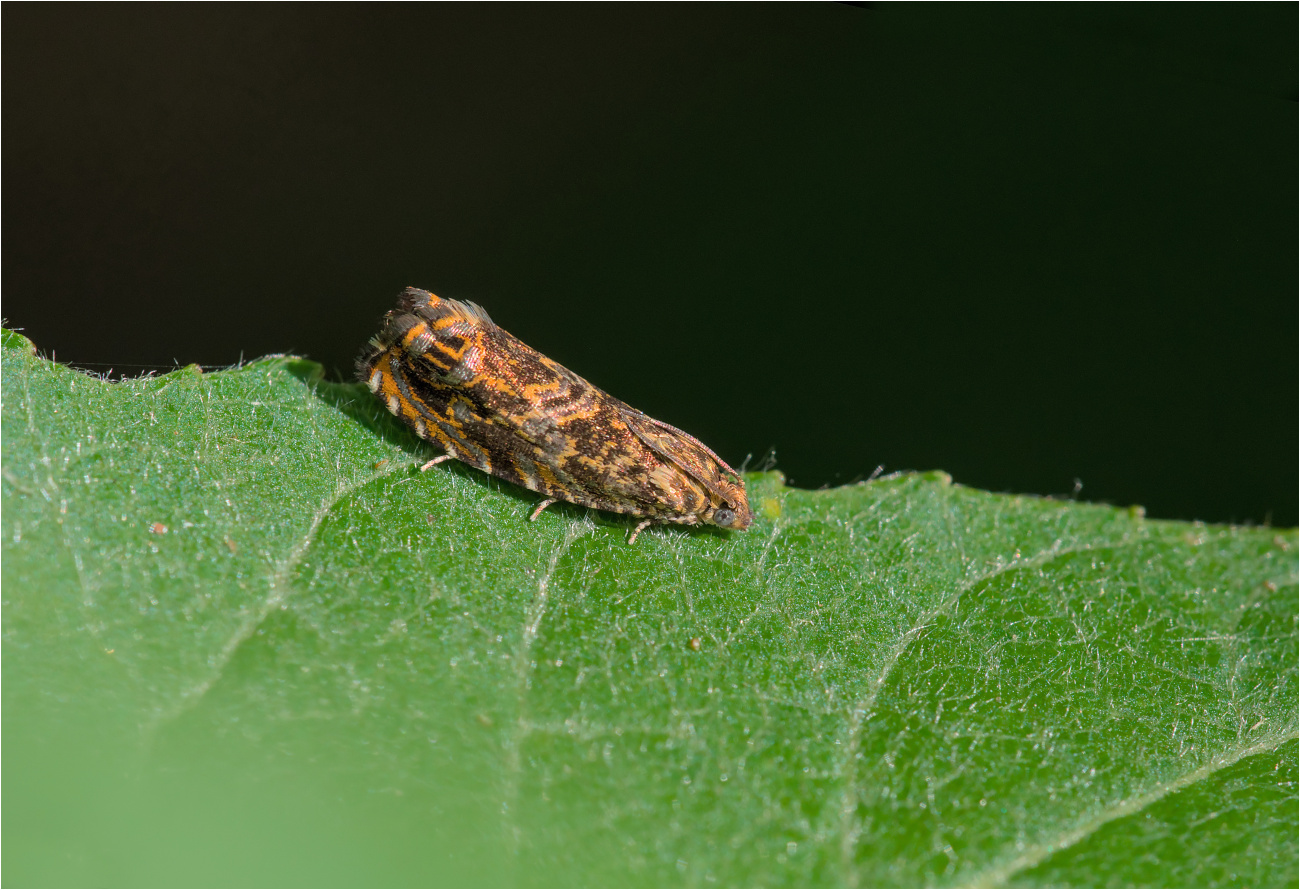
[5,4,1295,526]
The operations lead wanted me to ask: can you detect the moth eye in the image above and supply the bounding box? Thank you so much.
[713,508,736,527]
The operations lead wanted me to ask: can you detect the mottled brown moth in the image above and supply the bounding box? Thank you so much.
[358,287,752,543]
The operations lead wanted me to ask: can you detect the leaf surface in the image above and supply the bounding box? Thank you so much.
[3,332,1296,886]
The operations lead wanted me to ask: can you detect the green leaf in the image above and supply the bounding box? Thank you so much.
[3,333,1296,887]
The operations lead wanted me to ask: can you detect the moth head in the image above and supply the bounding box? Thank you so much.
[708,499,752,531]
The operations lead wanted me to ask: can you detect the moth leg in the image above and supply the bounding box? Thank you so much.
[529,498,557,522]
[420,454,454,472]
[628,519,654,545]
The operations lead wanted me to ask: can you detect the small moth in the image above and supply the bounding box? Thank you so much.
[358,287,752,543]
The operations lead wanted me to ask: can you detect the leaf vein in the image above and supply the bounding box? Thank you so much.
[963,729,1300,888]
[836,535,1149,884]
[143,460,410,739]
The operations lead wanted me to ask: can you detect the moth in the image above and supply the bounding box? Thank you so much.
[358,287,752,543]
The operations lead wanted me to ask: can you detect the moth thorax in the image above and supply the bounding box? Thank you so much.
[403,326,436,356]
